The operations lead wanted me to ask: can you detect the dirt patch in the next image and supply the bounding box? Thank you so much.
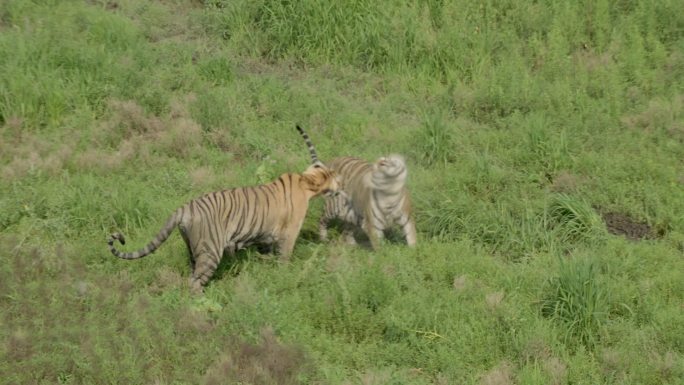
[600,211,654,240]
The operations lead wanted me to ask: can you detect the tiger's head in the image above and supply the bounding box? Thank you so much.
[373,154,407,179]
[370,154,408,191]
[300,162,341,198]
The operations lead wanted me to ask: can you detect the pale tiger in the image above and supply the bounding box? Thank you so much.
[296,125,417,249]
[108,160,339,293]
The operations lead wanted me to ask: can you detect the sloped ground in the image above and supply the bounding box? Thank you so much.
[1,1,683,384]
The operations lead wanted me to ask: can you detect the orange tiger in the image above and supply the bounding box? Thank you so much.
[108,161,339,292]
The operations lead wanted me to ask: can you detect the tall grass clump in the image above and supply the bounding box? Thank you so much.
[547,194,605,244]
[203,0,390,68]
[203,0,505,79]
[542,257,608,349]
[414,191,476,243]
[417,188,557,259]
[415,112,454,166]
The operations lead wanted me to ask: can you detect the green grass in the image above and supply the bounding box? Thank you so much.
[542,256,608,349]
[1,0,683,384]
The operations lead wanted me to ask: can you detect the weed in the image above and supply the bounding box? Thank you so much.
[416,196,471,241]
[547,194,605,243]
[542,257,608,349]
[416,112,454,166]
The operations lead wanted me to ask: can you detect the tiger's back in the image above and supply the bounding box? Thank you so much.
[327,156,371,217]
[181,183,289,255]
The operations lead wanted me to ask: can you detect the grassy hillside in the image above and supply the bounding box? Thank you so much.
[1,0,682,383]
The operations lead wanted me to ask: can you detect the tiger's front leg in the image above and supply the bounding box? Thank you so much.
[276,237,295,262]
[363,215,384,251]
[278,215,306,262]
[400,214,417,247]
[404,220,417,247]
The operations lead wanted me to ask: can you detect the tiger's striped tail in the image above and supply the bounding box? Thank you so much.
[296,125,320,165]
[107,208,183,259]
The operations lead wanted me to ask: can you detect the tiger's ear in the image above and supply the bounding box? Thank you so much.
[300,166,331,192]
[300,172,323,191]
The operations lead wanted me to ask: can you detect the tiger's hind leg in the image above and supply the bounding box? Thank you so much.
[363,208,385,250]
[319,195,352,242]
[179,225,195,269]
[189,250,223,294]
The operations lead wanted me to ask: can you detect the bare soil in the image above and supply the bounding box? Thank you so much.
[600,211,654,240]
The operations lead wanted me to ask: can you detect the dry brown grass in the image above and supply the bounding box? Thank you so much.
[176,307,215,334]
[149,266,185,294]
[156,115,203,159]
[549,171,581,193]
[650,350,679,382]
[357,368,391,385]
[518,338,567,384]
[1,144,73,180]
[232,272,259,305]
[105,0,204,43]
[479,361,515,385]
[189,166,216,187]
[600,348,626,381]
[621,95,683,138]
[573,49,614,72]
[73,96,205,172]
[324,246,352,273]
[452,275,467,292]
[207,130,250,163]
[73,138,141,173]
[0,117,74,180]
[0,98,170,178]
[543,356,567,385]
[485,291,505,310]
[102,99,166,139]
[203,327,309,385]
[5,328,33,362]
[521,337,552,364]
